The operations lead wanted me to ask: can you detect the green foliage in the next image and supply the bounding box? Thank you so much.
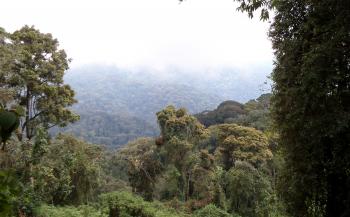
[210,124,272,169]
[115,137,162,200]
[0,170,20,217]
[233,94,272,131]
[0,134,111,214]
[157,106,207,143]
[155,106,212,203]
[196,94,272,131]
[57,66,231,148]
[194,204,239,217]
[113,106,284,216]
[99,191,190,217]
[54,111,158,148]
[113,137,156,182]
[154,165,182,200]
[0,29,16,110]
[1,25,291,216]
[0,26,79,140]
[235,0,350,216]
[233,0,273,20]
[224,161,272,217]
[32,134,104,205]
[35,204,104,217]
[195,101,246,127]
[269,0,350,216]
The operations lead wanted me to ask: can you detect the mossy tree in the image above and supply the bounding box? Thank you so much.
[0,26,79,140]
[210,124,272,170]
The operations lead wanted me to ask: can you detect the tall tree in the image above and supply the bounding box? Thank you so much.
[233,0,350,216]
[0,27,16,109]
[0,26,79,140]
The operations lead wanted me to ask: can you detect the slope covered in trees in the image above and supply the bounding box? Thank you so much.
[1,26,283,217]
[111,106,284,217]
[0,29,282,214]
[55,65,270,147]
[0,25,284,217]
[2,0,349,215]
[196,93,271,131]
[52,111,158,148]
[2,101,285,217]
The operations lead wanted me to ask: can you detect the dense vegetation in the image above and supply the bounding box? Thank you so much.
[1,89,285,216]
[53,65,270,148]
[1,0,349,216]
[195,93,271,131]
[233,0,350,216]
[52,111,158,149]
[0,26,284,217]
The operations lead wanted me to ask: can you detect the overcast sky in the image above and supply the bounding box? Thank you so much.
[0,0,273,72]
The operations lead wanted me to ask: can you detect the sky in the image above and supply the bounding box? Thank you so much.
[0,0,273,72]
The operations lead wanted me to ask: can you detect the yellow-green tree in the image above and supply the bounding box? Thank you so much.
[156,106,208,202]
[210,124,272,170]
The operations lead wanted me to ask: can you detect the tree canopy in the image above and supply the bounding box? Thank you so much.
[0,26,79,140]
[233,0,350,216]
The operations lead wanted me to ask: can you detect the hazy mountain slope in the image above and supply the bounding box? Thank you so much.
[55,112,158,148]
[56,65,271,148]
[195,93,272,131]
[65,66,225,123]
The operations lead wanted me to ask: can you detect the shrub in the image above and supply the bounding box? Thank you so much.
[35,204,104,217]
[194,204,239,217]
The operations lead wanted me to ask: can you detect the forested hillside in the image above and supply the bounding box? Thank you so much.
[1,26,281,217]
[55,65,270,147]
[1,0,349,216]
[195,93,271,131]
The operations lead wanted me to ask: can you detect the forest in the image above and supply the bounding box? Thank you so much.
[52,64,270,148]
[1,0,349,217]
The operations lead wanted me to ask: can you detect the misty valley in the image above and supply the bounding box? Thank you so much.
[52,65,271,148]
[1,0,349,217]
[0,27,283,217]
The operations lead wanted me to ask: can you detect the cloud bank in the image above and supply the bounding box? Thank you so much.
[0,0,273,73]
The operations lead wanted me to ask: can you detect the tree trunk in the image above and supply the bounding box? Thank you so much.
[25,89,31,140]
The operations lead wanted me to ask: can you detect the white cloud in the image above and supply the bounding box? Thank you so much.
[0,0,273,71]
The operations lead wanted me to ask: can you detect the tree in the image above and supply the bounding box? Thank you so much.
[194,204,237,217]
[232,0,350,216]
[195,101,246,127]
[0,27,17,111]
[156,106,208,201]
[0,26,79,140]
[123,138,163,200]
[157,106,207,143]
[210,124,272,170]
[32,134,104,205]
[0,170,20,217]
[224,161,271,217]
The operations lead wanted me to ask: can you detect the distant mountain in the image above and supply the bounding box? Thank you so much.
[195,93,272,131]
[195,100,246,127]
[54,112,158,148]
[55,65,271,148]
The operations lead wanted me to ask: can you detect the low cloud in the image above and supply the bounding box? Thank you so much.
[0,0,273,73]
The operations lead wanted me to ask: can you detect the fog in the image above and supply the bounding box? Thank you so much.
[0,0,273,75]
